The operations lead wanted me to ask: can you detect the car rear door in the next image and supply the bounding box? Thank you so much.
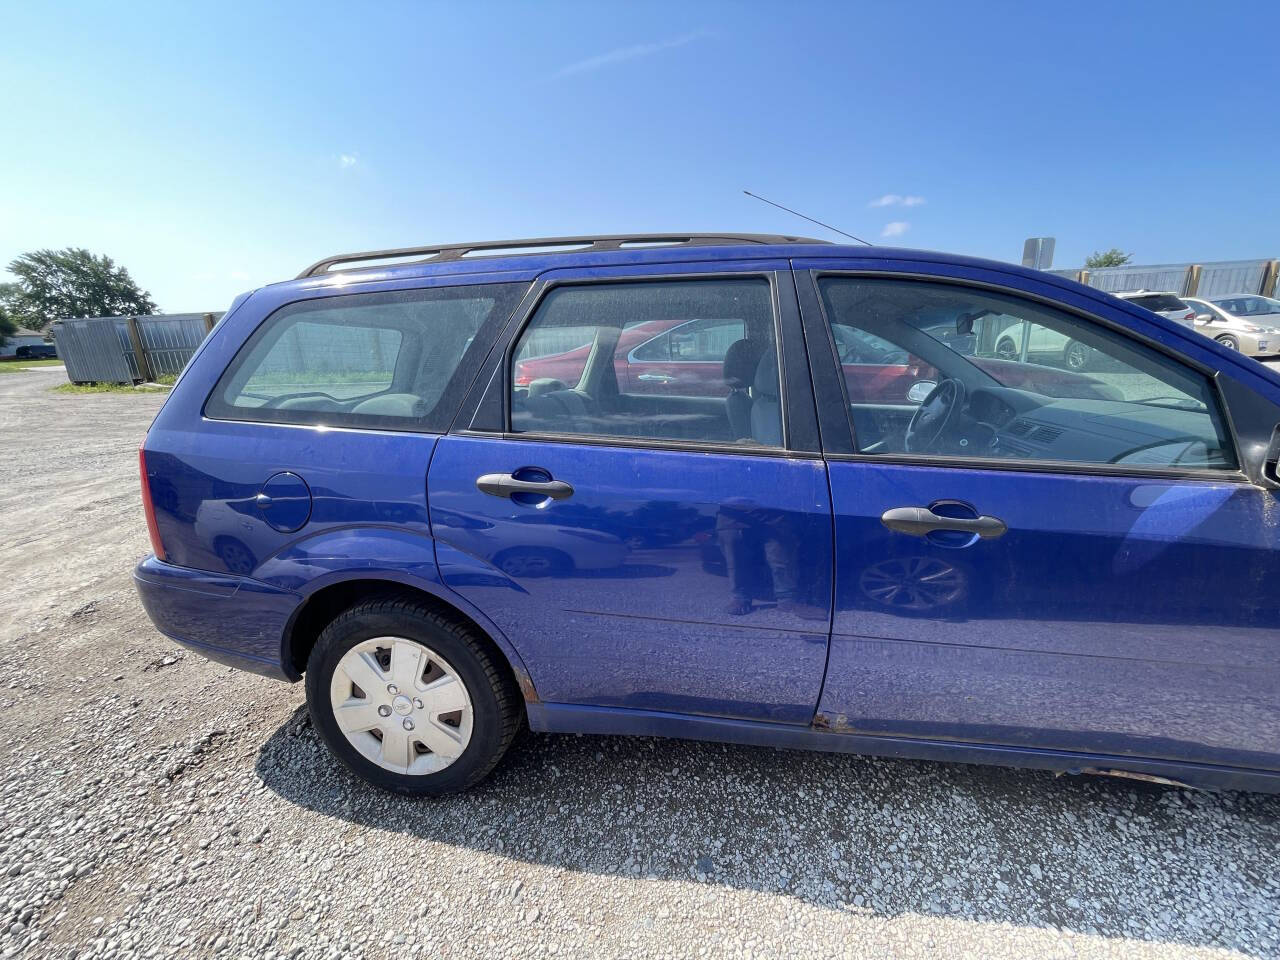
[428,260,833,723]
[795,256,1280,772]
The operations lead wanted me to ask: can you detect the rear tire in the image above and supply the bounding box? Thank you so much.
[1215,334,1239,351]
[305,599,521,795]
[995,337,1018,360]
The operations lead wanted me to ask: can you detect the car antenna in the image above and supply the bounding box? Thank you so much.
[742,190,871,245]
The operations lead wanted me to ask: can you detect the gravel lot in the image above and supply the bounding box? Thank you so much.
[1,365,1278,960]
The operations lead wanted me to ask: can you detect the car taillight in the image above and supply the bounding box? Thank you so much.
[139,446,166,561]
[1185,311,1195,322]
[514,365,531,387]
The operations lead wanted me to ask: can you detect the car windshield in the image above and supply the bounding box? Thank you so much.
[1212,295,1280,317]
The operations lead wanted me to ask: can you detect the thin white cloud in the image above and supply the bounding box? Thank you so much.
[556,31,709,77]
[338,154,358,169]
[881,221,910,239]
[870,194,925,208]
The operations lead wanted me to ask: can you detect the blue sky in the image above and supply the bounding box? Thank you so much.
[2,1,1277,311]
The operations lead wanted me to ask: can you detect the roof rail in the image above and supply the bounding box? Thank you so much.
[297,233,827,279]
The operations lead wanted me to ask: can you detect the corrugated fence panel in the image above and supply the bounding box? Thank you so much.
[1054,259,1274,299]
[114,320,142,380]
[57,318,134,383]
[1084,264,1190,295]
[137,315,210,377]
[1196,261,1268,299]
[54,313,219,382]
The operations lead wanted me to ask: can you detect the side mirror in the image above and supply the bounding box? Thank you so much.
[956,307,997,336]
[906,380,937,403]
[1196,313,1214,324]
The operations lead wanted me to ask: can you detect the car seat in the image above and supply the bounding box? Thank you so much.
[723,339,766,441]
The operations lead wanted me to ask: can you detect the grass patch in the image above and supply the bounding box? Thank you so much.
[0,358,63,373]
[154,373,179,385]
[53,381,170,395]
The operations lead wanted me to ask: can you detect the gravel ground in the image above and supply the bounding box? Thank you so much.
[1,365,1279,960]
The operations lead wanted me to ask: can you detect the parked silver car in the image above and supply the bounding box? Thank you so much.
[1115,290,1198,328]
[1211,293,1280,321]
[1184,296,1280,356]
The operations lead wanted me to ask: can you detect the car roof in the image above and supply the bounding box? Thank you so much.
[1115,290,1184,298]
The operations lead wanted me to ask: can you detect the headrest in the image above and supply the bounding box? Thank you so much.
[723,339,766,389]
[528,378,567,398]
[350,393,421,417]
[753,350,780,400]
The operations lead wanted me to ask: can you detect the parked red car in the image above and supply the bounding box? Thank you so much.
[517,317,1119,405]
[515,316,742,396]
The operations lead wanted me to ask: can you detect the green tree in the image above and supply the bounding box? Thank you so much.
[3,248,157,331]
[0,284,18,344]
[1084,248,1133,269]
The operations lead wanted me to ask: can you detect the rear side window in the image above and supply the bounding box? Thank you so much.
[510,277,783,446]
[1129,294,1188,312]
[207,283,527,432]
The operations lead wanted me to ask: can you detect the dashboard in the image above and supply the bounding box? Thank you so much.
[944,386,1231,469]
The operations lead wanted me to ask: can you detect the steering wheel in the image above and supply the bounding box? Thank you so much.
[904,378,965,453]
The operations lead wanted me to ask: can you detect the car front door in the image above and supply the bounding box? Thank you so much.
[795,259,1280,771]
[428,262,833,723]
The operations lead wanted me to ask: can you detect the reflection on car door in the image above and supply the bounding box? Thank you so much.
[796,260,1280,771]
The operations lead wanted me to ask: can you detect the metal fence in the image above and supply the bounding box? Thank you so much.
[53,312,221,384]
[1051,258,1279,300]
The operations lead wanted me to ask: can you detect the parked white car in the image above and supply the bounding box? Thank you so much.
[1184,296,1280,356]
[990,316,1094,370]
[1115,290,1198,329]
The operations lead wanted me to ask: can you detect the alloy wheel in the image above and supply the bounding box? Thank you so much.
[859,556,965,611]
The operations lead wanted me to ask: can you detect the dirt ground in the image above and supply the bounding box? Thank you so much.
[1,365,1278,960]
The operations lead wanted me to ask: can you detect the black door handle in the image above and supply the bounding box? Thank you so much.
[880,506,1007,539]
[476,473,574,501]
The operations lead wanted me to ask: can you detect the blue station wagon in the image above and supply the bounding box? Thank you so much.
[134,234,1280,795]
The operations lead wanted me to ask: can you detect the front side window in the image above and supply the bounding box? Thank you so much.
[817,276,1236,471]
[510,278,782,446]
[208,283,527,432]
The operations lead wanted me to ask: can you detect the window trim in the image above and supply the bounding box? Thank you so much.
[203,282,527,435]
[482,270,796,454]
[803,268,1250,483]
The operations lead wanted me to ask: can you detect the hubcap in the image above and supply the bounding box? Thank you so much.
[329,637,474,775]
